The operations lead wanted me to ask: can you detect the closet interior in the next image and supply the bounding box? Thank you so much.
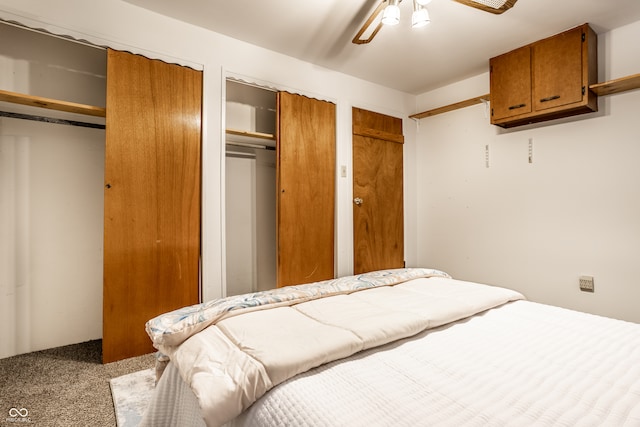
[1,21,203,363]
[224,81,337,295]
[0,22,106,359]
[225,79,277,296]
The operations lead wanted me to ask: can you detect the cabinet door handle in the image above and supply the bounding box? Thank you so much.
[508,104,526,110]
[540,95,561,102]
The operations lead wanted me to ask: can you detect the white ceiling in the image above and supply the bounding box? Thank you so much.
[124,0,640,94]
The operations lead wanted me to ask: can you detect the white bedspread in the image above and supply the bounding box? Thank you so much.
[230,299,640,426]
[143,269,524,426]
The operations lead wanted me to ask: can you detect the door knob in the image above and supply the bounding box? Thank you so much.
[354,197,363,206]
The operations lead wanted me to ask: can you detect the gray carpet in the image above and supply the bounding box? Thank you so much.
[0,340,154,426]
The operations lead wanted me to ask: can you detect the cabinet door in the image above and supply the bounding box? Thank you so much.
[490,46,532,122]
[103,50,202,363]
[276,92,335,287]
[533,26,584,111]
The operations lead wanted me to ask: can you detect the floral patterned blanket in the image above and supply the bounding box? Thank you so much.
[146,268,451,349]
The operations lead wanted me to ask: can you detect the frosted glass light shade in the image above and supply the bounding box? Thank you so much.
[412,8,430,28]
[381,3,401,25]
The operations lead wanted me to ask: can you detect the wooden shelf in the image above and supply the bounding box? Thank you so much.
[226,128,275,140]
[0,89,106,117]
[589,73,640,96]
[225,128,276,149]
[411,72,639,121]
[410,94,490,120]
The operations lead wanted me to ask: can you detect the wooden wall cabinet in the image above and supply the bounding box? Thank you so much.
[490,23,598,128]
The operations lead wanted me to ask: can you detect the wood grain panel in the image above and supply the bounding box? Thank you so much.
[277,92,335,287]
[590,73,640,96]
[533,26,583,111]
[353,108,404,275]
[103,49,202,363]
[353,107,402,136]
[490,46,532,122]
[353,125,404,144]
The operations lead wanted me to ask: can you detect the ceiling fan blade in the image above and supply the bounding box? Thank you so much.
[352,0,517,45]
[352,1,387,44]
[452,0,518,14]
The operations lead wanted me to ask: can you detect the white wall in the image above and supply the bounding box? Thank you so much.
[415,20,640,323]
[225,154,256,296]
[0,0,416,326]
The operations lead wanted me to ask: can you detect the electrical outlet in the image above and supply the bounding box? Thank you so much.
[579,275,595,292]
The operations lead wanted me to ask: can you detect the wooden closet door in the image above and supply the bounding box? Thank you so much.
[103,49,202,363]
[277,92,336,287]
[352,107,404,275]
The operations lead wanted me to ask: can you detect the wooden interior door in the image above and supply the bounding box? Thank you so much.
[352,107,404,275]
[277,92,336,287]
[103,49,202,363]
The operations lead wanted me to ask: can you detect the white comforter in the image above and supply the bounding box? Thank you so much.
[144,269,523,426]
[233,299,640,426]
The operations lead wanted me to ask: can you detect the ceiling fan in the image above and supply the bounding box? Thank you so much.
[353,0,518,44]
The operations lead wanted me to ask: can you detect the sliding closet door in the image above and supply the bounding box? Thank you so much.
[103,49,202,363]
[277,92,335,287]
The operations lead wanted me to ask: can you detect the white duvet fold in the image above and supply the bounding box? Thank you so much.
[146,269,524,426]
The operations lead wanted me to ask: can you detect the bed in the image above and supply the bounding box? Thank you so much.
[139,268,640,426]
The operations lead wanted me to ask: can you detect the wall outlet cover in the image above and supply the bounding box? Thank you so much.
[579,275,595,292]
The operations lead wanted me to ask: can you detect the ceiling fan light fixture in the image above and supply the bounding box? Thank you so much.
[381,0,401,25]
[412,2,430,28]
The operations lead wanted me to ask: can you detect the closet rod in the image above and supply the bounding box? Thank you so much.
[226,140,275,151]
[0,110,106,129]
[226,150,256,159]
